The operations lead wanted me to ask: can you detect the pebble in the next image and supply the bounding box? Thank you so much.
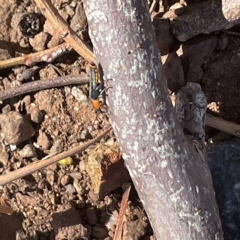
[65,184,76,195]
[0,111,35,145]
[2,78,12,90]
[70,1,87,33]
[37,130,51,150]
[86,207,98,225]
[29,32,49,52]
[50,139,63,154]
[65,5,75,17]
[19,144,37,158]
[69,172,82,180]
[88,190,99,202]
[60,175,72,186]
[0,150,9,166]
[91,226,109,239]
[30,106,43,123]
[80,130,87,140]
[76,199,85,209]
[22,95,31,107]
[79,160,86,172]
[88,125,94,132]
[2,104,11,114]
[46,170,55,186]
[71,87,87,101]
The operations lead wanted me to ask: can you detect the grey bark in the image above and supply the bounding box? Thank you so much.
[84,1,223,239]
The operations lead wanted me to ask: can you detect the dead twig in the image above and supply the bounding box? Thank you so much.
[34,0,95,63]
[150,0,160,14]
[114,182,131,240]
[0,127,112,186]
[0,42,71,69]
[205,114,240,137]
[0,74,89,101]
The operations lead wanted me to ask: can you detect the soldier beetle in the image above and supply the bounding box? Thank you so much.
[89,63,102,111]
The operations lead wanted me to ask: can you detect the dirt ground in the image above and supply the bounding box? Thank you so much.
[0,0,239,239]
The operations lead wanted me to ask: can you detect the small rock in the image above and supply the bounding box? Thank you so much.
[80,130,87,140]
[79,160,86,172]
[47,34,63,49]
[69,172,82,180]
[71,87,87,101]
[177,36,217,83]
[37,130,51,150]
[50,139,63,154]
[65,184,76,195]
[161,52,185,92]
[0,111,35,145]
[19,37,29,48]
[43,19,55,36]
[91,226,108,239]
[153,18,177,56]
[76,199,85,209]
[55,224,89,240]
[46,170,55,186]
[169,0,239,41]
[88,190,99,202]
[60,175,72,186]
[86,207,98,225]
[29,32,49,51]
[19,144,37,158]
[2,78,11,90]
[65,5,75,17]
[12,66,25,75]
[9,145,17,151]
[30,106,43,123]
[16,66,40,82]
[2,104,11,113]
[222,0,240,21]
[70,2,87,34]
[22,95,31,107]
[88,125,94,132]
[0,142,9,166]
[39,65,59,80]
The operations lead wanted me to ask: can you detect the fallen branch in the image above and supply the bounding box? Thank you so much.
[114,183,131,240]
[149,0,160,14]
[0,42,71,69]
[205,114,240,137]
[0,127,112,186]
[34,0,95,63]
[0,74,89,101]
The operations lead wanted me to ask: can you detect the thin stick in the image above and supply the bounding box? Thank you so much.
[0,127,112,186]
[114,183,131,240]
[149,0,160,14]
[34,0,95,63]
[0,42,71,69]
[0,74,89,101]
[205,114,240,137]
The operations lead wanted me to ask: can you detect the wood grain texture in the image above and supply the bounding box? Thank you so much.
[84,0,223,239]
